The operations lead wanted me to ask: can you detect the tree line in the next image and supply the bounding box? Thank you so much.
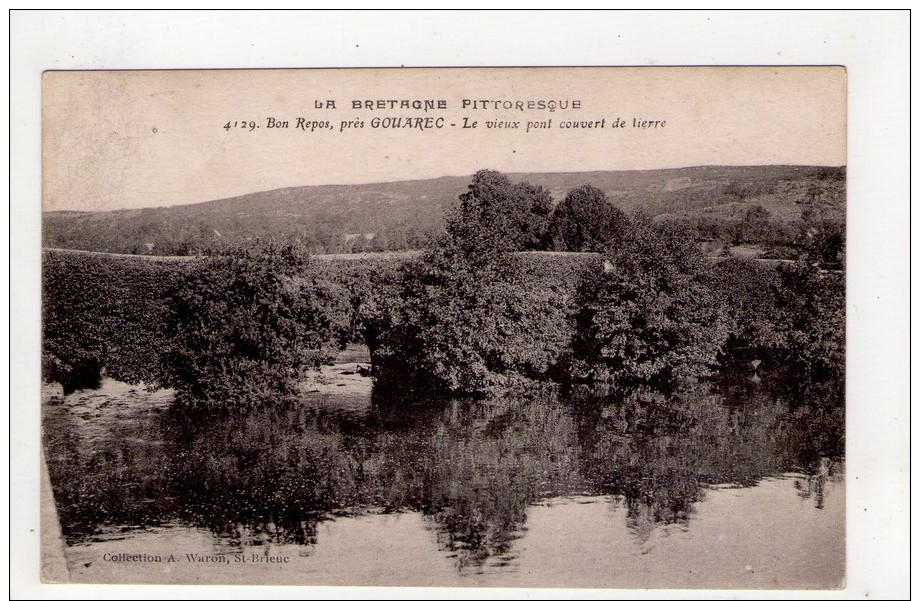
[43,169,844,410]
[367,171,844,399]
[444,169,630,254]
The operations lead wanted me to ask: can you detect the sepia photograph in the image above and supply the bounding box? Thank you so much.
[11,10,910,600]
[39,66,847,589]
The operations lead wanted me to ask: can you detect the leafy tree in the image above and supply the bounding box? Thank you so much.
[797,220,845,271]
[572,221,729,387]
[369,238,573,395]
[447,170,553,252]
[367,171,579,394]
[734,204,772,244]
[163,242,341,404]
[545,185,627,252]
[774,261,845,384]
[512,180,554,249]
[704,258,785,364]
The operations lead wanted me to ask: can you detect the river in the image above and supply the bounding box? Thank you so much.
[41,348,844,589]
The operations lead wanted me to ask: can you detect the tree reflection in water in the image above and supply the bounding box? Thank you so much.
[412,387,583,568]
[569,385,787,542]
[43,377,843,570]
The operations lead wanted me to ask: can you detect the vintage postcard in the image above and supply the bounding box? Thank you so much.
[40,67,847,589]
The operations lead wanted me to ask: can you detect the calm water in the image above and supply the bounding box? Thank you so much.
[42,352,844,588]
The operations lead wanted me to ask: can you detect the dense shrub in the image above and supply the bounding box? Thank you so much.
[704,254,844,386]
[309,257,408,346]
[369,239,579,395]
[364,171,596,396]
[447,170,553,253]
[41,248,396,401]
[704,258,786,361]
[42,251,186,393]
[545,185,628,252]
[162,242,342,404]
[571,221,729,388]
[774,262,845,384]
[797,220,845,271]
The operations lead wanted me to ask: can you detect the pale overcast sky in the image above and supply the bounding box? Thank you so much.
[43,67,846,212]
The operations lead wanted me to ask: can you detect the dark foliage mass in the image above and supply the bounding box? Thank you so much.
[162,243,344,404]
[369,169,843,401]
[369,171,844,401]
[42,243,352,405]
[705,258,787,363]
[545,185,628,252]
[43,168,844,412]
[42,251,187,394]
[571,220,730,388]
[368,242,583,395]
[774,262,845,384]
[446,169,553,253]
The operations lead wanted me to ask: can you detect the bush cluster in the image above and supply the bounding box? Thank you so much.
[161,243,343,404]
[368,241,580,394]
[42,251,186,393]
[43,243,347,405]
[43,170,844,407]
[372,172,844,400]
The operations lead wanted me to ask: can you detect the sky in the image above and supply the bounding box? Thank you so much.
[42,67,846,212]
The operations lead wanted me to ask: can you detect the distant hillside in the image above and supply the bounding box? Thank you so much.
[42,165,844,255]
